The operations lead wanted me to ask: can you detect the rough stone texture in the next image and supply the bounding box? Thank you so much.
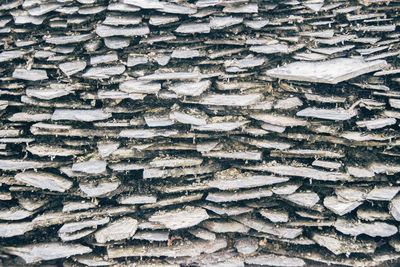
[149,206,209,230]
[1,1,400,266]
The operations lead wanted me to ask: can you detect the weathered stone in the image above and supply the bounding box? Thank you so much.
[266,58,387,84]
[208,169,288,190]
[244,254,305,266]
[71,160,107,174]
[284,192,320,208]
[334,218,398,237]
[0,222,34,238]
[52,109,111,122]
[235,215,302,239]
[312,233,376,255]
[188,228,216,241]
[323,196,362,216]
[234,237,259,255]
[206,188,273,203]
[107,238,227,258]
[14,171,72,192]
[13,69,48,81]
[0,207,33,221]
[259,209,289,223]
[297,108,357,121]
[59,61,87,76]
[366,187,400,201]
[95,217,138,243]
[46,34,94,45]
[79,180,119,197]
[2,243,92,264]
[149,206,209,230]
[202,220,250,233]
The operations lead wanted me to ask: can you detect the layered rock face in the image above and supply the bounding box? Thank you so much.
[0,0,400,266]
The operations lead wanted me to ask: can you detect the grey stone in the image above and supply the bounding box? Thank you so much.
[149,206,209,230]
[334,218,398,237]
[250,44,289,54]
[389,196,400,221]
[0,207,33,221]
[82,65,126,79]
[120,80,161,94]
[14,171,72,192]
[312,233,376,255]
[254,165,350,181]
[235,215,302,239]
[266,58,387,84]
[95,217,138,243]
[107,238,227,258]
[0,160,58,171]
[58,218,110,234]
[259,209,289,223]
[59,61,87,76]
[323,196,362,216]
[244,254,305,266]
[79,180,119,197]
[199,94,262,106]
[71,160,107,174]
[96,25,150,37]
[297,108,356,121]
[26,87,72,100]
[0,50,27,62]
[210,16,243,29]
[133,231,169,241]
[0,222,34,238]
[206,188,273,203]
[175,23,211,34]
[202,220,250,233]
[284,192,320,208]
[13,69,48,81]
[234,237,258,255]
[366,187,400,201]
[188,228,216,240]
[46,34,94,44]
[52,109,111,122]
[2,243,92,264]
[208,168,288,190]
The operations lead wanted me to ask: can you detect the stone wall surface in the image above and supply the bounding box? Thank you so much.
[0,0,400,266]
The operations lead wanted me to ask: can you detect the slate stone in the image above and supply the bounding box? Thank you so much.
[14,171,72,192]
[107,238,227,258]
[234,237,259,255]
[149,206,209,230]
[2,243,92,264]
[52,109,111,122]
[95,217,138,243]
[266,58,387,84]
[334,218,398,237]
[244,254,305,266]
[13,69,48,81]
[71,160,107,174]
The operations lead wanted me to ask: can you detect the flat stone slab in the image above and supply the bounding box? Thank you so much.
[323,196,362,216]
[312,233,376,255]
[71,160,107,174]
[245,254,305,266]
[334,218,398,237]
[59,61,87,76]
[94,217,138,243]
[235,237,258,255]
[266,58,387,84]
[52,109,111,122]
[2,242,92,264]
[107,238,227,258]
[14,171,72,192]
[13,69,48,81]
[149,206,209,230]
